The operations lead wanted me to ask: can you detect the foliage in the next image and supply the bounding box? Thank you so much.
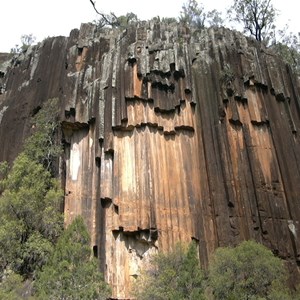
[0,98,63,279]
[179,0,206,29]
[24,98,62,174]
[10,34,36,54]
[272,30,300,75]
[208,240,291,300]
[0,153,62,275]
[93,10,139,29]
[90,0,133,28]
[0,97,110,298]
[179,0,224,29]
[0,272,25,300]
[134,241,205,300]
[226,0,299,73]
[0,155,63,278]
[90,0,114,25]
[34,216,111,300]
[161,17,178,25]
[228,0,277,41]
[0,161,9,193]
[0,161,9,178]
[117,12,139,28]
[206,10,224,27]
[220,64,235,85]
[93,11,120,28]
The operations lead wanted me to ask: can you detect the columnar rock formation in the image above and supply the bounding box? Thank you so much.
[1,22,300,298]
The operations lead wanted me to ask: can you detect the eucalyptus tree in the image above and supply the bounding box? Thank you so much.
[228,0,277,41]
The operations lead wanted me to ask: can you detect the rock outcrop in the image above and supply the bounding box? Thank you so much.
[1,22,300,298]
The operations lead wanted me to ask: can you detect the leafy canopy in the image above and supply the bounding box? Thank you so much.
[0,98,63,278]
[180,0,207,29]
[272,30,300,75]
[134,241,205,300]
[208,240,291,300]
[10,34,36,54]
[179,0,224,29]
[34,216,111,300]
[0,272,25,300]
[24,98,62,174]
[228,0,277,41]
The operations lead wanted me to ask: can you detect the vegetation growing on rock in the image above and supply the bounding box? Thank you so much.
[0,99,111,299]
[0,98,63,280]
[34,216,111,300]
[135,240,297,300]
[134,241,205,300]
[208,240,292,300]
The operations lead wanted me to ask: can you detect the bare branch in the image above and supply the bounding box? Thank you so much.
[89,0,120,27]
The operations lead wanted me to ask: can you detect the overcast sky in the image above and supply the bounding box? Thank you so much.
[0,0,298,52]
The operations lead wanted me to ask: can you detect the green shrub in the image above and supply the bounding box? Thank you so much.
[34,216,111,300]
[208,240,291,300]
[134,241,205,300]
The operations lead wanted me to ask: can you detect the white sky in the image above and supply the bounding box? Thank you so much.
[0,0,298,52]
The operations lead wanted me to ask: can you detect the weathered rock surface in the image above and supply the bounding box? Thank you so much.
[1,22,300,298]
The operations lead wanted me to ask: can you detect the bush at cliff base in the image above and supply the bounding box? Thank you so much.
[34,216,111,300]
[134,241,205,300]
[208,240,292,300]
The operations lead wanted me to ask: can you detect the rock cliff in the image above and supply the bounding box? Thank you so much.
[1,22,300,298]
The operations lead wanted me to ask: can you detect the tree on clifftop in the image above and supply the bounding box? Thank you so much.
[179,0,207,29]
[179,0,224,29]
[228,0,277,41]
[272,30,300,75]
[10,34,36,54]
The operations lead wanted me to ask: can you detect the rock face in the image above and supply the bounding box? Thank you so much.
[1,22,300,298]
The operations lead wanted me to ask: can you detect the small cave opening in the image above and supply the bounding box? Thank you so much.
[228,201,235,208]
[234,95,248,105]
[113,204,119,215]
[127,56,137,66]
[77,47,83,56]
[276,93,285,102]
[31,106,42,117]
[95,157,101,168]
[65,107,76,119]
[173,69,185,80]
[93,245,98,258]
[101,198,112,209]
[229,119,243,127]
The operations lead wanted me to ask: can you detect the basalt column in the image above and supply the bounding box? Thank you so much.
[100,36,213,297]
